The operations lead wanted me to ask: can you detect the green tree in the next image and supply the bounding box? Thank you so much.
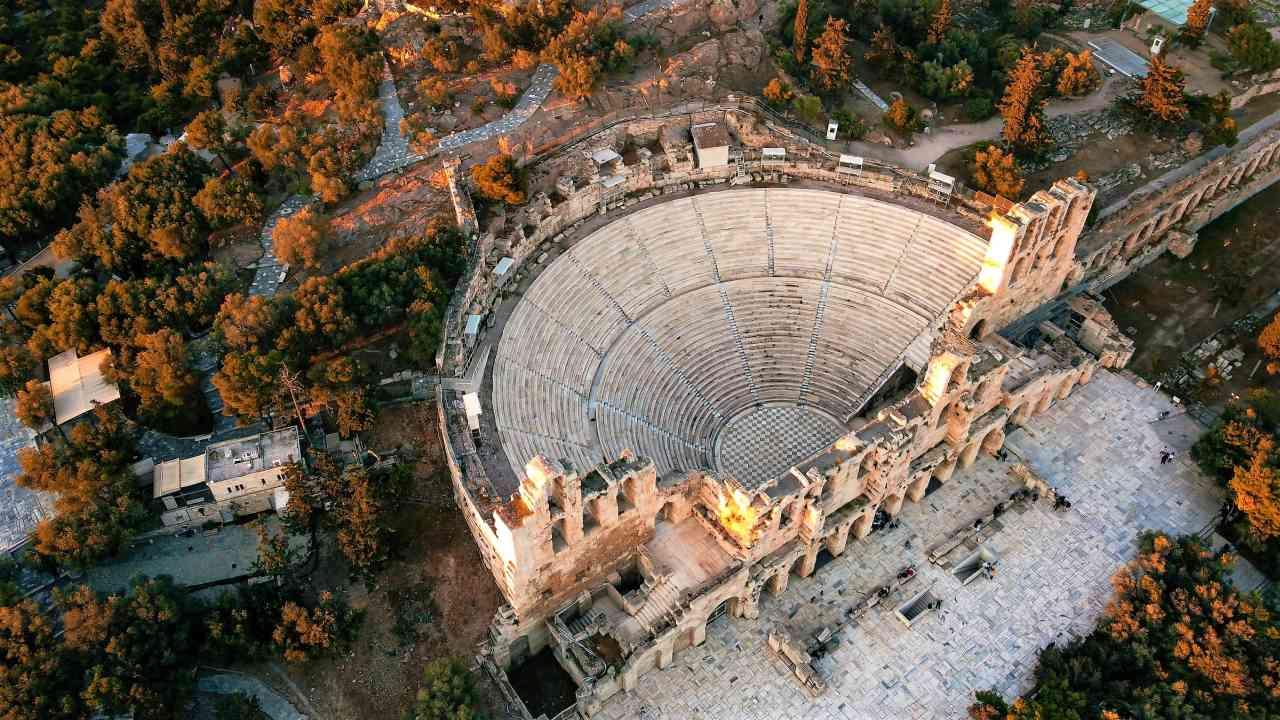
[409,658,485,720]
[0,596,84,719]
[60,577,198,720]
[185,109,238,171]
[1228,22,1280,73]
[53,148,213,274]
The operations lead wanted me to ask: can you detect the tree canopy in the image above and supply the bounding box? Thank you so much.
[969,533,1280,719]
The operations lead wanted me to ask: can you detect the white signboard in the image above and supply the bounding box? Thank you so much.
[826,121,839,141]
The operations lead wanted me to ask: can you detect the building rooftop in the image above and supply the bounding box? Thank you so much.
[47,348,120,425]
[205,427,301,485]
[152,455,208,499]
[691,122,730,150]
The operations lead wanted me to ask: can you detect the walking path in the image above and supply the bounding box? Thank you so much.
[868,75,1128,169]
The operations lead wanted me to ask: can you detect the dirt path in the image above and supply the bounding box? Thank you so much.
[852,75,1129,170]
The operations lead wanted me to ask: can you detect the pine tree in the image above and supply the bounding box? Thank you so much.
[794,0,810,62]
[928,0,952,45]
[1056,50,1101,97]
[998,48,1052,155]
[811,17,852,91]
[1182,0,1213,45]
[1135,56,1189,126]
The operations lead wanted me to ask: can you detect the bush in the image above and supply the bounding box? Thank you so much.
[829,108,868,140]
[883,98,921,134]
[963,92,996,121]
[791,93,824,124]
[408,658,484,720]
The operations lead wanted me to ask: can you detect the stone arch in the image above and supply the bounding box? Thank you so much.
[980,426,1006,455]
[969,318,989,340]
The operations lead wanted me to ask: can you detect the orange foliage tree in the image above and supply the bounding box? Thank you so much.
[1230,436,1280,540]
[763,77,795,106]
[1056,50,1101,97]
[998,48,1051,156]
[470,152,526,205]
[810,17,852,91]
[927,0,952,45]
[1182,0,1213,45]
[1135,56,1189,126]
[793,0,809,62]
[1259,311,1280,373]
[969,145,1025,199]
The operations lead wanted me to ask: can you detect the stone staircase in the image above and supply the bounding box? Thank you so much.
[634,579,684,635]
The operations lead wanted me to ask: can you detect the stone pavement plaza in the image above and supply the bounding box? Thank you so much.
[600,370,1223,720]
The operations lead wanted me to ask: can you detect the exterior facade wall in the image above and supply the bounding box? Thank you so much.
[435,105,1280,717]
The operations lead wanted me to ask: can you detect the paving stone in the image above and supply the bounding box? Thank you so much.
[602,371,1225,718]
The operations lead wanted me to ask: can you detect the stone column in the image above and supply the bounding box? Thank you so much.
[906,472,930,503]
[882,493,906,517]
[825,527,849,558]
[935,458,957,484]
[1036,388,1055,414]
[769,569,789,596]
[657,637,675,669]
[1057,377,1077,400]
[1078,364,1096,385]
[621,663,641,691]
[691,622,707,647]
[852,511,874,540]
[960,441,982,469]
[798,545,819,578]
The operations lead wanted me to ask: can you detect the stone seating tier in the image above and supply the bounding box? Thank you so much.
[492,189,987,487]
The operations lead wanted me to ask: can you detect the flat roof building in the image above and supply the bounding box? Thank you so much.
[153,427,302,527]
[691,122,730,169]
[47,349,120,425]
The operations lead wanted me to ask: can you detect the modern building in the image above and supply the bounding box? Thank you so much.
[153,427,302,527]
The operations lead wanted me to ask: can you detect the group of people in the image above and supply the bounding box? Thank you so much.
[1159,447,1177,465]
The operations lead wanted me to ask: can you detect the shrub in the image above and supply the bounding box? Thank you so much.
[883,98,921,134]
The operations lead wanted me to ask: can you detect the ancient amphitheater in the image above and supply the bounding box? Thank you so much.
[434,106,1280,719]
[493,189,987,489]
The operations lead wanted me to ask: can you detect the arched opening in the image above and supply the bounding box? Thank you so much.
[969,319,989,340]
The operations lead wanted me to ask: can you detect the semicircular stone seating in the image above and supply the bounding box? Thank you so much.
[492,188,988,489]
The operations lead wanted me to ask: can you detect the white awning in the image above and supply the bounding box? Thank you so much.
[591,148,621,165]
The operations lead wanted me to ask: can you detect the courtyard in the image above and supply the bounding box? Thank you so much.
[597,370,1224,720]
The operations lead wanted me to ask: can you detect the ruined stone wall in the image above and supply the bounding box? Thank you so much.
[1078,111,1280,288]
